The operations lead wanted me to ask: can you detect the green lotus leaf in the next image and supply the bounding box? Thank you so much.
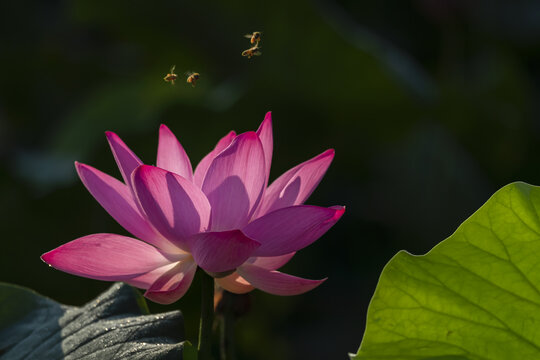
[353,182,540,360]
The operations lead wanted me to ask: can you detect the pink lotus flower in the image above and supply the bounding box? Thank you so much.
[42,113,344,304]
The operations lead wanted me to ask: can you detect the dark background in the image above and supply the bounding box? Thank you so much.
[2,0,540,359]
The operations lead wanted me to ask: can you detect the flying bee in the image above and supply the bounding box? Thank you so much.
[163,65,178,85]
[241,45,262,59]
[244,31,261,45]
[185,71,200,87]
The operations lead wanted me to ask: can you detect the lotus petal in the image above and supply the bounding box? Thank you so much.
[75,162,178,252]
[157,124,193,182]
[133,165,211,250]
[41,234,173,281]
[238,264,325,296]
[216,272,254,294]
[144,260,197,304]
[256,112,273,184]
[202,132,266,231]
[188,230,260,273]
[245,205,345,257]
[124,262,179,289]
[246,252,296,270]
[193,131,236,187]
[105,131,143,187]
[256,149,334,216]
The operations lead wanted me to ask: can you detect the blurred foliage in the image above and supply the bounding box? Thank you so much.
[1,0,540,359]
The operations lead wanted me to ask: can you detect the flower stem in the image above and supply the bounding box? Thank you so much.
[219,302,236,360]
[198,271,214,360]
